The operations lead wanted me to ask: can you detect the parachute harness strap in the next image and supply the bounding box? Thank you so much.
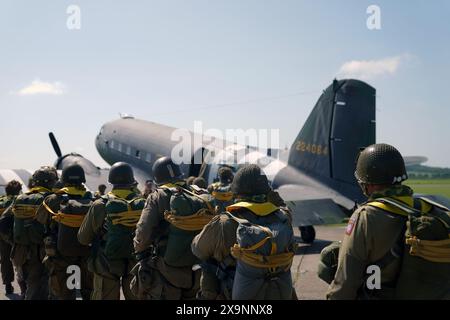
[42,200,86,228]
[163,186,214,231]
[107,194,143,227]
[12,204,39,219]
[164,208,214,231]
[13,189,51,220]
[406,237,450,263]
[227,212,294,270]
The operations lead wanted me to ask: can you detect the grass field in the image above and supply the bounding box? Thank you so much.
[405,179,450,198]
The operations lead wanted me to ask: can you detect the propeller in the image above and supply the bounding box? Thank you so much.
[47,131,100,175]
[49,132,62,158]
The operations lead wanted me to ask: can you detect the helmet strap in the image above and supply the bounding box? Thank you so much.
[358,182,370,197]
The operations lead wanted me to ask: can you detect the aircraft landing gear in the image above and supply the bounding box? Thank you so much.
[299,226,316,244]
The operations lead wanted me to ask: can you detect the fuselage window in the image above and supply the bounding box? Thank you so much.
[136,150,140,158]
[118,143,123,152]
[126,145,131,155]
[110,140,115,149]
[145,153,151,162]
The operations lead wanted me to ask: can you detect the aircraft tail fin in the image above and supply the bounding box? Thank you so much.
[288,79,376,186]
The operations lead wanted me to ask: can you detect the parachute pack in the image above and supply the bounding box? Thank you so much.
[162,185,215,267]
[227,207,296,300]
[368,197,450,299]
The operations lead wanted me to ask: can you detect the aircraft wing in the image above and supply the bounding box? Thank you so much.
[276,184,351,227]
[285,198,348,226]
[0,169,34,194]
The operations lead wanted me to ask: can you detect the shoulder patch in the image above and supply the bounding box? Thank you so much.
[345,216,357,235]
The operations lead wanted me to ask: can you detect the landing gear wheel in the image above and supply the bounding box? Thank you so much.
[299,226,316,244]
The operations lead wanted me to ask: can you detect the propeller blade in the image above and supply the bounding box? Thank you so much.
[49,132,62,158]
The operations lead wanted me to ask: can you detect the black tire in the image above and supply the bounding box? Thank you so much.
[299,226,316,244]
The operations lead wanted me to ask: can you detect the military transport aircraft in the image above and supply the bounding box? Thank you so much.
[1,79,448,243]
[93,79,376,243]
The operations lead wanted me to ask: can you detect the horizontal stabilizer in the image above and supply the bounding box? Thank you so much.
[286,199,348,227]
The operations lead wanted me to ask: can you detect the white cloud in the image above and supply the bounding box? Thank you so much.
[15,79,66,95]
[337,54,412,80]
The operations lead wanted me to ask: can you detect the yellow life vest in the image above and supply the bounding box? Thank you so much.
[56,186,88,197]
[226,201,279,217]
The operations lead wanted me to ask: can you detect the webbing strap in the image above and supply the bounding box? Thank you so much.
[108,210,142,227]
[230,244,294,269]
[418,196,450,212]
[106,194,144,227]
[368,198,418,217]
[377,197,450,233]
[42,200,86,228]
[164,208,214,231]
[12,204,39,219]
[406,237,450,263]
[51,213,86,228]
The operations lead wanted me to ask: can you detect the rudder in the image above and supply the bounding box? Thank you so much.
[288,79,376,186]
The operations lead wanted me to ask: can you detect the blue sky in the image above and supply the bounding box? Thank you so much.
[1,0,449,169]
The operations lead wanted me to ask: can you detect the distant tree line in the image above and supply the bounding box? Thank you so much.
[406,164,450,180]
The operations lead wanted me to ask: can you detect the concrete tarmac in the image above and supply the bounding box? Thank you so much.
[0,225,345,300]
